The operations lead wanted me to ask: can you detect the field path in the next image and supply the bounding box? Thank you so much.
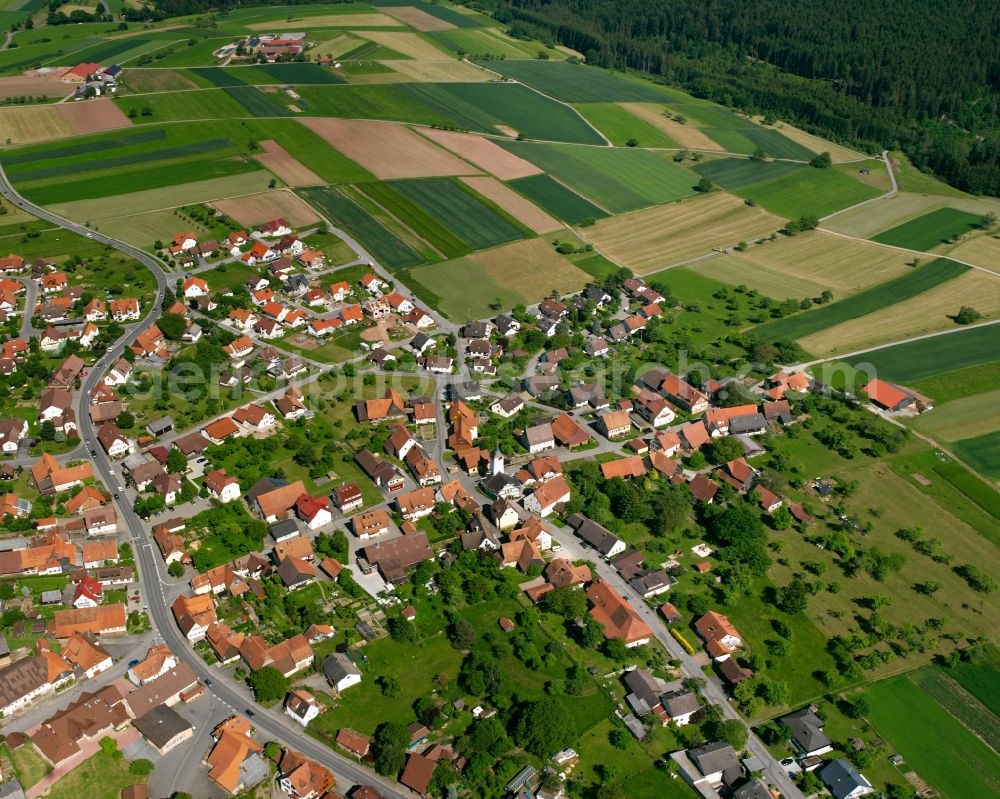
[819,148,898,222]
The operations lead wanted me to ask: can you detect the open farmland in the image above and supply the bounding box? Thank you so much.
[379,59,489,82]
[252,140,323,187]
[0,105,72,145]
[872,206,985,250]
[698,230,916,296]
[292,84,459,126]
[507,174,609,225]
[694,253,836,300]
[387,177,530,252]
[117,87,249,123]
[460,176,562,233]
[237,119,374,184]
[223,85,296,117]
[621,103,719,149]
[750,257,969,343]
[212,190,321,228]
[119,68,197,94]
[357,181,473,259]
[301,118,475,179]
[358,30,450,60]
[298,186,426,269]
[948,654,1000,717]
[911,389,1000,442]
[822,192,952,238]
[50,171,277,222]
[948,233,1000,275]
[380,4,456,30]
[430,27,553,59]
[418,128,542,179]
[840,323,1000,383]
[952,431,1000,480]
[862,675,1000,799]
[797,268,1000,356]
[766,119,868,162]
[693,157,805,190]
[499,140,696,213]
[476,58,673,102]
[86,207,215,249]
[58,98,132,134]
[401,82,606,144]
[245,13,401,30]
[734,165,883,218]
[572,103,677,148]
[408,237,590,320]
[585,192,782,272]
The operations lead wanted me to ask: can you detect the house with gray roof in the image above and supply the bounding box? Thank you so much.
[781,706,833,757]
[820,758,874,799]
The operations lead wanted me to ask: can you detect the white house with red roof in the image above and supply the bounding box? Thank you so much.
[295,494,333,530]
[182,276,209,298]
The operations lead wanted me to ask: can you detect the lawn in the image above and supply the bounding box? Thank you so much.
[909,667,1000,752]
[947,651,1000,717]
[951,430,1000,480]
[910,388,1000,442]
[573,102,678,147]
[400,81,606,144]
[693,157,806,190]
[297,186,427,270]
[499,140,697,213]
[43,750,143,799]
[871,206,984,250]
[862,675,1000,799]
[749,257,968,343]
[475,58,675,102]
[734,166,882,219]
[5,743,51,789]
[908,360,1000,403]
[506,174,609,225]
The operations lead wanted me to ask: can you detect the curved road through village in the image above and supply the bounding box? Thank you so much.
[0,167,413,799]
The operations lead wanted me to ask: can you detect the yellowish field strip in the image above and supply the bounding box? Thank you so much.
[584,192,782,273]
[0,105,72,145]
[460,176,562,234]
[767,120,868,163]
[693,254,832,300]
[620,103,715,149]
[381,59,490,82]
[910,389,1000,442]
[821,192,948,238]
[798,269,1000,356]
[946,234,1000,275]
[359,30,450,60]
[380,6,455,31]
[248,14,400,30]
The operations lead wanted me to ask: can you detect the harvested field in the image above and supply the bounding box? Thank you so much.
[798,269,1000,356]
[0,72,72,99]
[585,193,782,273]
[359,31,449,60]
[379,59,488,82]
[705,231,915,296]
[621,103,719,150]
[247,14,400,30]
[118,68,197,94]
[460,176,561,234]
[408,238,590,320]
[212,189,320,228]
[694,253,832,300]
[0,105,71,145]
[381,5,455,30]
[58,97,131,134]
[49,171,276,221]
[89,207,212,248]
[419,128,541,179]
[300,118,475,179]
[253,139,323,186]
[911,388,1000,443]
[766,120,867,163]
[947,234,1000,275]
[822,192,949,238]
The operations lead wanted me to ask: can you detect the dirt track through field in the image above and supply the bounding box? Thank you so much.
[460,176,562,233]
[301,118,476,179]
[420,128,541,179]
[254,140,324,186]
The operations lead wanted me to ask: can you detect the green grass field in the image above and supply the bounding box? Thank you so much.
[292,84,457,125]
[863,675,1000,799]
[43,750,143,799]
[909,667,1000,752]
[223,85,296,116]
[910,361,1000,403]
[872,206,984,250]
[475,58,674,102]
[187,62,347,86]
[430,27,553,59]
[500,141,696,213]
[932,459,1000,523]
[117,86,250,122]
[693,157,806,190]
[360,180,472,259]
[573,102,678,147]
[506,174,609,225]
[400,82,606,144]
[389,177,529,251]
[735,166,882,218]
[238,119,374,184]
[947,654,1000,717]
[952,430,1000,480]
[841,324,1000,382]
[751,258,968,342]
[297,186,426,269]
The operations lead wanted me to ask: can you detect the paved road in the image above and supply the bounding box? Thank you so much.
[0,168,413,799]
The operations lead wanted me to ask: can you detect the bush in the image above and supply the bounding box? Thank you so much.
[130,758,153,775]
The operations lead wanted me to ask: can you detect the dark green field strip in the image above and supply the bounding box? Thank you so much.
[359,181,471,259]
[22,157,260,205]
[953,431,1000,480]
[751,258,969,341]
[187,67,248,87]
[391,178,528,251]
[253,62,346,84]
[910,667,1000,753]
[370,0,484,27]
[500,140,695,213]
[400,82,606,145]
[11,137,236,182]
[223,85,295,117]
[50,37,152,67]
[738,127,816,160]
[292,85,456,126]
[508,174,609,225]
[297,186,426,270]
[949,659,1000,717]
[475,59,670,102]
[240,119,373,184]
[872,207,984,250]
[841,324,1000,383]
[693,158,806,190]
[2,128,167,166]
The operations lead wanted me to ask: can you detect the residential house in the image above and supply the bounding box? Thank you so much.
[323,652,362,693]
[568,513,626,559]
[695,610,743,660]
[587,579,653,647]
[597,409,632,439]
[284,690,320,727]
